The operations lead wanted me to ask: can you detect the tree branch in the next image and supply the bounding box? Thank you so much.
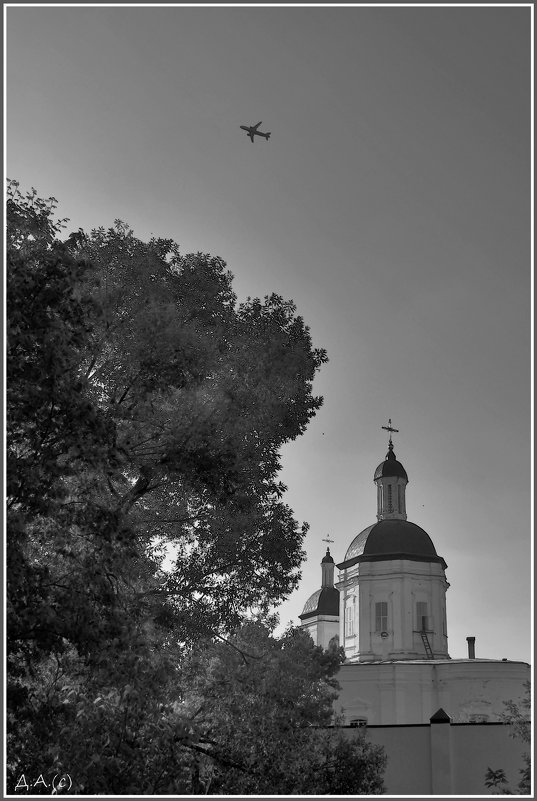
[177,738,249,775]
[117,370,142,405]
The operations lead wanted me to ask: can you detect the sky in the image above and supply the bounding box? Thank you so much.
[6,3,532,663]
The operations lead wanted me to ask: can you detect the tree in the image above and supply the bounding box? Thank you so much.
[484,681,531,795]
[6,181,329,792]
[175,621,386,794]
[60,216,328,639]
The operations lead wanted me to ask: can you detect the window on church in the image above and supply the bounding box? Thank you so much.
[387,485,393,512]
[417,602,428,631]
[398,485,402,512]
[345,605,354,637]
[375,601,388,632]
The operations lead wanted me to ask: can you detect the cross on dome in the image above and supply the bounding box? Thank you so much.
[381,418,399,448]
[322,536,334,560]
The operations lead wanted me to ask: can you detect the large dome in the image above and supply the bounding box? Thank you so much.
[299,586,339,621]
[342,519,446,568]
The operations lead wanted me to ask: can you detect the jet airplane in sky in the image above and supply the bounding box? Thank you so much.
[240,122,271,142]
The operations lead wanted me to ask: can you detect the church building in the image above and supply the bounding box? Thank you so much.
[301,431,449,666]
[298,424,529,793]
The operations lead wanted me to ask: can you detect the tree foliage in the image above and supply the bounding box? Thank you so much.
[7,178,326,650]
[176,621,386,794]
[5,182,382,795]
[70,218,327,638]
[7,620,385,794]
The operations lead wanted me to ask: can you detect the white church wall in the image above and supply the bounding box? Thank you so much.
[316,616,339,650]
[434,660,530,723]
[334,660,529,725]
[299,616,339,650]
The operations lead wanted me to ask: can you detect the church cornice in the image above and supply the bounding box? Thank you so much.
[298,611,340,622]
[337,552,448,571]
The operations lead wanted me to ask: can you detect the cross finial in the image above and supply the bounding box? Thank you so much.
[381,418,399,447]
[322,535,334,545]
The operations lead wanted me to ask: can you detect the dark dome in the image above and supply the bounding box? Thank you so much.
[299,586,339,620]
[322,548,334,564]
[344,519,441,563]
[374,444,408,481]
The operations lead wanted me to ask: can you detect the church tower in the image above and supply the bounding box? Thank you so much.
[374,439,408,520]
[335,422,450,662]
[298,548,340,649]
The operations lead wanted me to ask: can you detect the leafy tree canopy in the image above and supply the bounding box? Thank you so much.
[7,178,327,655]
[8,619,386,795]
[6,181,356,794]
[175,621,386,795]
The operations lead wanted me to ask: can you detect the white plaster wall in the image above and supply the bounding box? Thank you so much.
[435,661,530,723]
[334,660,529,725]
[299,616,339,650]
[315,616,339,650]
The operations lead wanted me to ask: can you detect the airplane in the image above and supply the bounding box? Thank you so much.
[240,121,271,142]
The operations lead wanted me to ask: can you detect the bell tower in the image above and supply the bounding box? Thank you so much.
[335,421,450,662]
[298,542,340,649]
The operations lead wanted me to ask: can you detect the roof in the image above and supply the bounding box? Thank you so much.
[340,519,447,569]
[430,708,451,723]
[374,443,408,481]
[299,586,339,621]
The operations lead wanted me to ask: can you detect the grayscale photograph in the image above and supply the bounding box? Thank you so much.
[5,2,532,796]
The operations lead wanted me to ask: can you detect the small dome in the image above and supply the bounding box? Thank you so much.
[344,519,440,563]
[322,548,334,564]
[299,586,339,620]
[374,443,408,481]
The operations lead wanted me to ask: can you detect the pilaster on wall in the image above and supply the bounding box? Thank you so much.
[429,708,453,794]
